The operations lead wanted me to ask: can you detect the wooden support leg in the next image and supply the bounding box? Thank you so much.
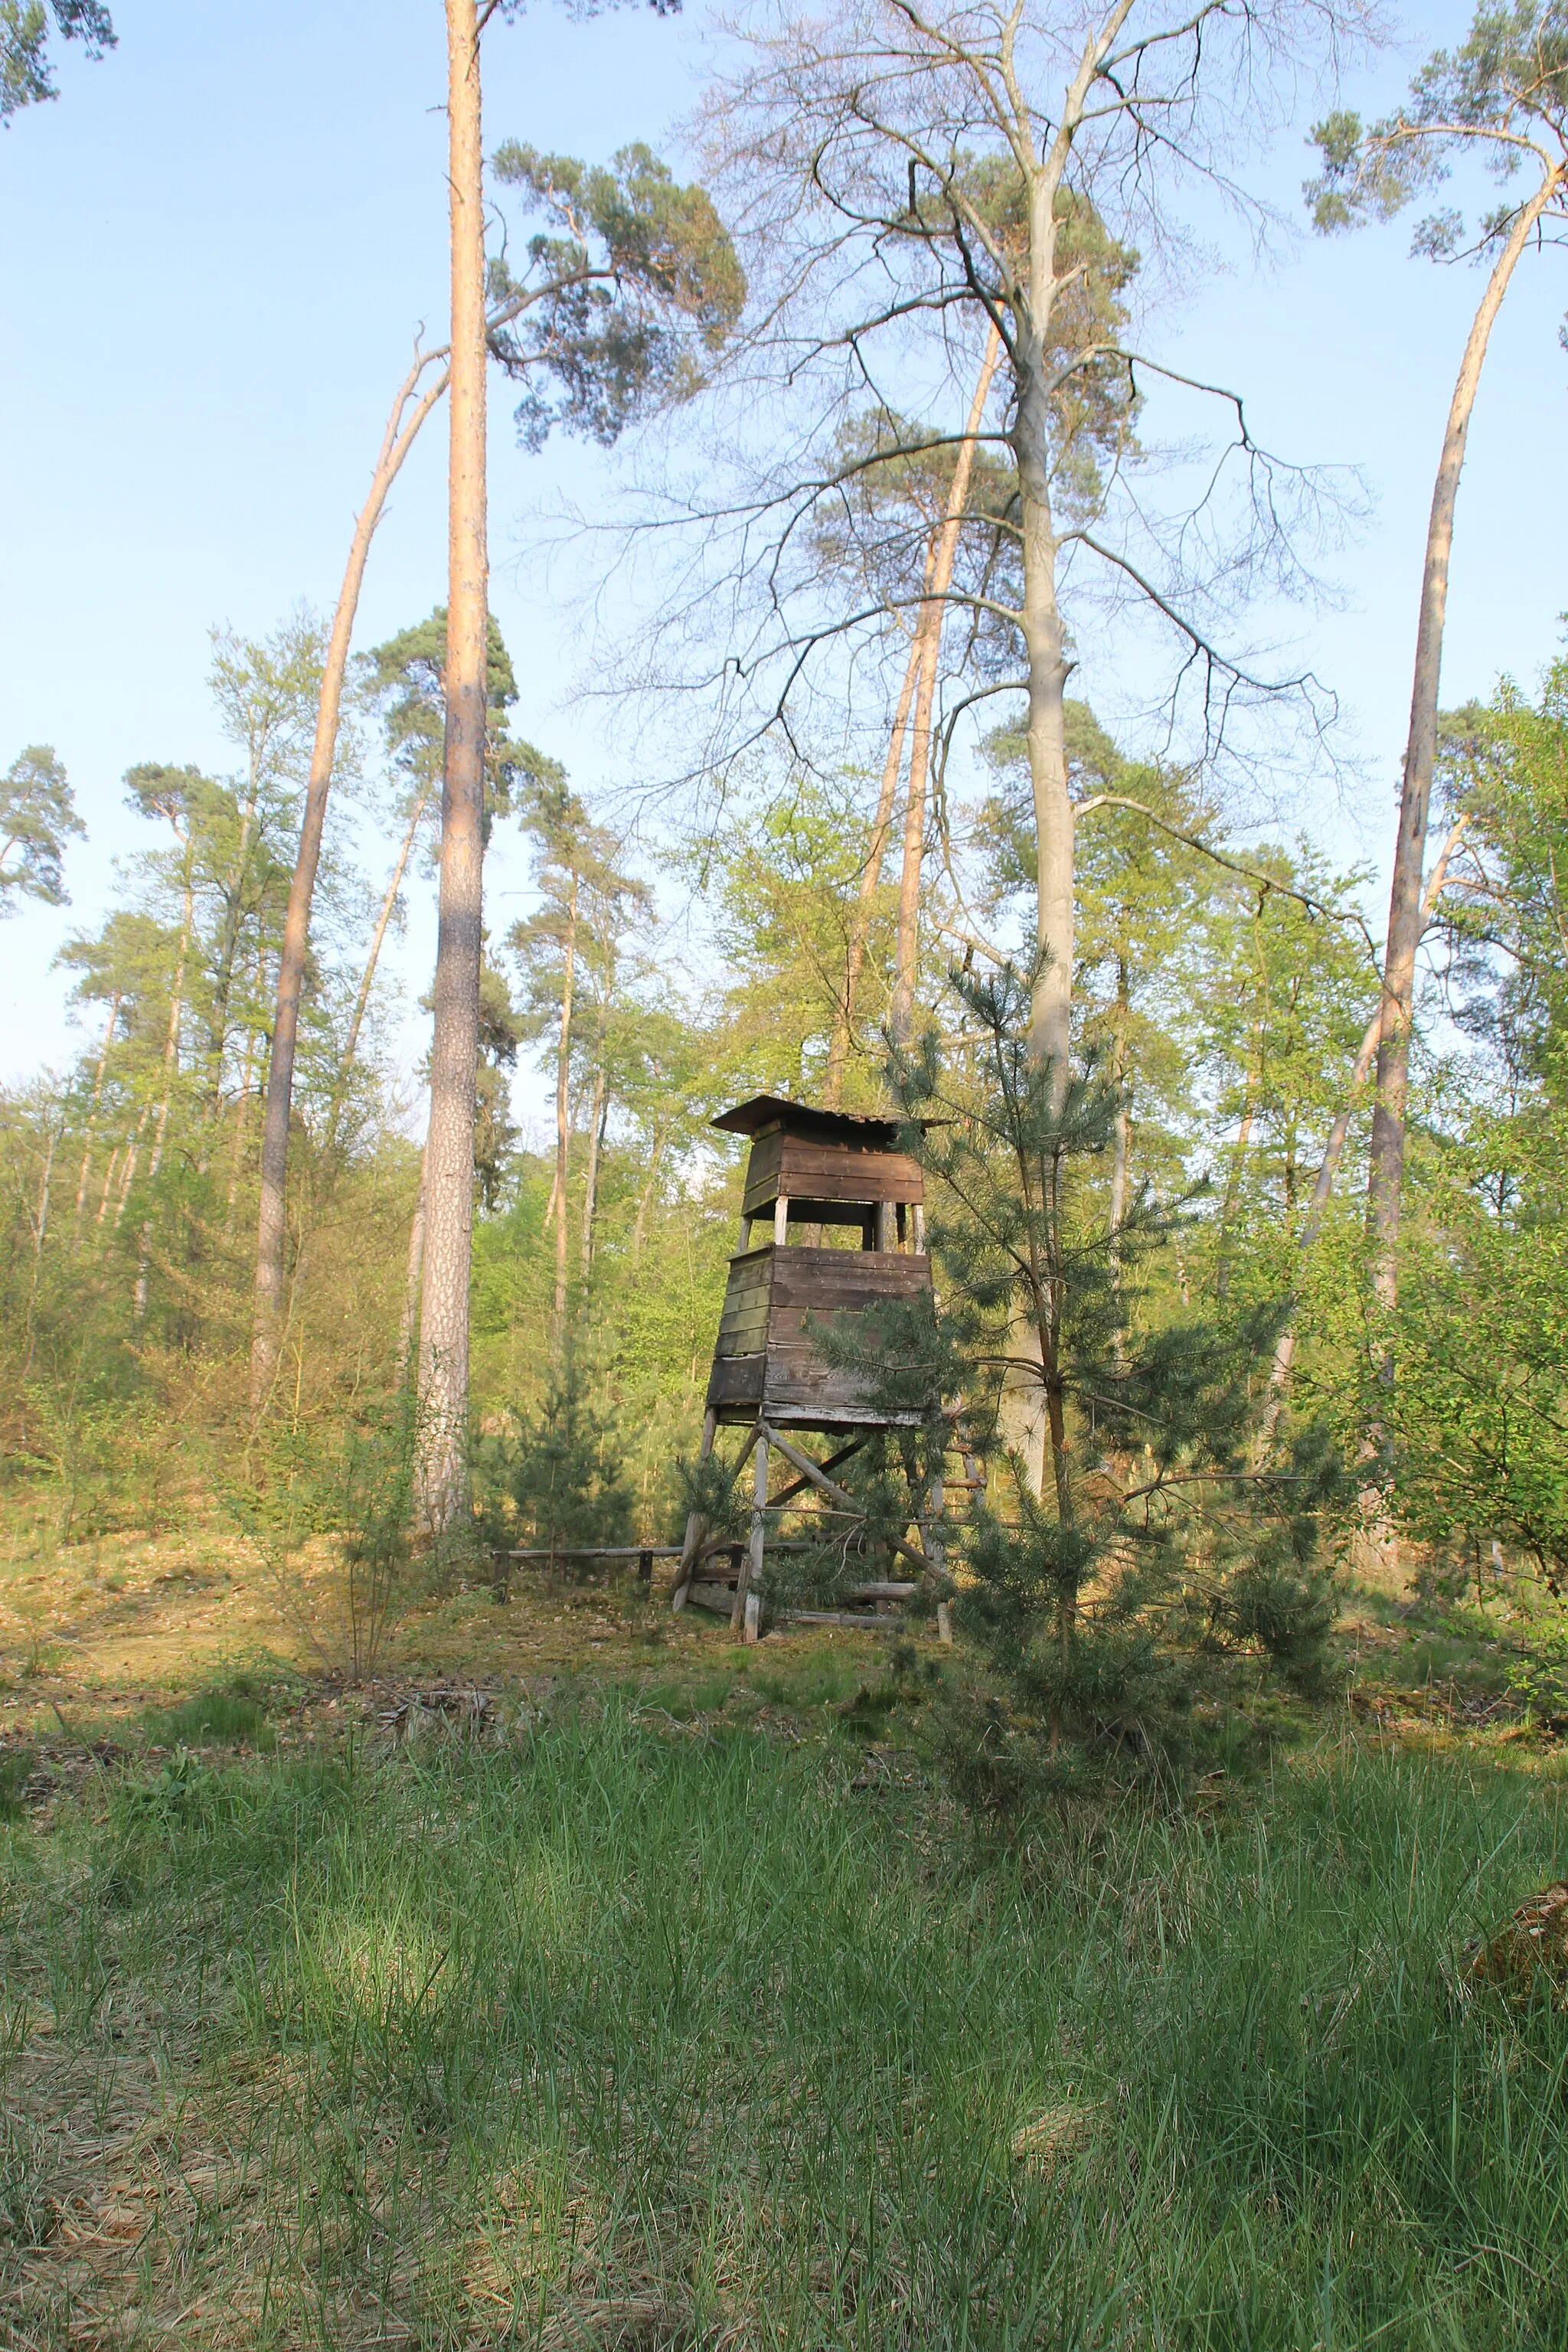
[731,1428,768,1635]
[923,1467,947,1585]
[671,1407,717,1613]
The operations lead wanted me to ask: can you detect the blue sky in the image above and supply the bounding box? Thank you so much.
[2,0,1565,1106]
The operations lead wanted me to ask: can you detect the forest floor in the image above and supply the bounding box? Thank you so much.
[1,1498,1562,1763]
[2,1509,1566,2347]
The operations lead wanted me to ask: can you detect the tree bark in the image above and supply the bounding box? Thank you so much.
[416,0,489,1530]
[1367,161,1563,1302]
[250,346,450,1411]
[890,325,1001,1044]
[96,1147,120,1229]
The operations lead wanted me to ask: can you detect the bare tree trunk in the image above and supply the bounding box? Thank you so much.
[1002,220,1074,1501]
[72,991,121,1237]
[132,859,194,1324]
[250,351,450,1412]
[328,782,434,1152]
[550,874,579,1349]
[96,1146,120,1229]
[416,0,488,1530]
[890,325,1001,1043]
[580,1044,608,1277]
[1017,392,1073,1088]
[1367,162,1563,1302]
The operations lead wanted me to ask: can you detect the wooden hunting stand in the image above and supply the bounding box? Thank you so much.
[671,1095,965,1640]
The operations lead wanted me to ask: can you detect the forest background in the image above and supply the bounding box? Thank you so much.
[3,0,1568,1683]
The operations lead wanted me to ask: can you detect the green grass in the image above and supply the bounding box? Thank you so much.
[141,1689,275,1749]
[2,1707,1566,2347]
[0,1746,34,1822]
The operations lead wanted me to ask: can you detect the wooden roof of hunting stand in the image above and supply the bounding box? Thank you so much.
[673,1096,970,1643]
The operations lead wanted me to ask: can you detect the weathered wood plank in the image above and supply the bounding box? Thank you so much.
[716,1309,772,1351]
[740,1130,785,1214]
[707,1355,765,1406]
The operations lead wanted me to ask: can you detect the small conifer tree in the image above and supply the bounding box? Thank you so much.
[892,958,1343,1798]
[479,1351,633,1577]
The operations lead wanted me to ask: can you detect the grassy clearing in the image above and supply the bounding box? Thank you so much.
[2,1701,1566,2350]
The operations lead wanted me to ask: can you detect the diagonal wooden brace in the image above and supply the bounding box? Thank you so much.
[756,1423,955,1589]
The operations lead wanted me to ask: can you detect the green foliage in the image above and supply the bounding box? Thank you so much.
[364,606,550,835]
[1,0,113,122]
[0,745,81,911]
[1308,5,1568,254]
[487,139,745,449]
[478,1352,635,1565]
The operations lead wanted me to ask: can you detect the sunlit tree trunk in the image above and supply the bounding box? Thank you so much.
[999,153,1080,1504]
[96,1146,120,1229]
[416,0,489,1528]
[890,325,1001,1043]
[1367,164,1563,1303]
[250,350,449,1410]
[114,1102,152,1229]
[1016,348,1073,1091]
